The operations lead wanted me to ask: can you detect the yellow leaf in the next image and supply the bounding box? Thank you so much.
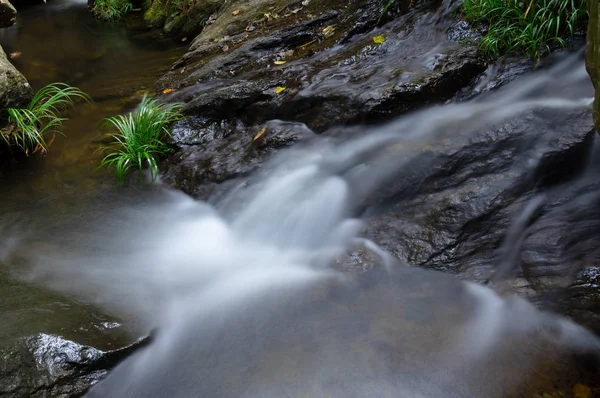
[322,25,336,38]
[232,9,240,15]
[274,86,286,94]
[274,60,287,65]
[163,88,174,94]
[373,34,385,44]
[253,126,267,141]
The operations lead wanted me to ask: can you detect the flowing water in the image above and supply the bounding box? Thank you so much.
[1,1,600,397]
[0,0,187,348]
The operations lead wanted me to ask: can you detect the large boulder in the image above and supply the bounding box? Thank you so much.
[159,0,483,132]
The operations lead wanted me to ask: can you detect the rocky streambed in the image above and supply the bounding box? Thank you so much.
[1,0,600,396]
[158,0,600,332]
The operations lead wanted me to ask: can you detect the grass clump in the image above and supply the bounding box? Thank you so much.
[99,94,184,184]
[462,0,587,60]
[1,83,91,155]
[92,0,133,20]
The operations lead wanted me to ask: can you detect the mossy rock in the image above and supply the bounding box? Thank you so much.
[143,0,168,27]
[163,0,221,38]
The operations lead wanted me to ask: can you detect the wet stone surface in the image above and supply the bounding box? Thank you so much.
[0,334,149,398]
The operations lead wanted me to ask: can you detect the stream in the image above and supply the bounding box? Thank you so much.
[0,0,186,349]
[2,0,600,397]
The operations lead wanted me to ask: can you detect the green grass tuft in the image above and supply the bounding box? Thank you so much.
[1,83,91,155]
[463,0,587,60]
[92,0,133,20]
[99,94,184,184]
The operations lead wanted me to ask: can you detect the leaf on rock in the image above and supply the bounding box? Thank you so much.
[232,9,240,15]
[253,126,267,141]
[274,86,286,94]
[274,60,287,65]
[373,34,385,44]
[162,88,174,94]
[322,25,336,38]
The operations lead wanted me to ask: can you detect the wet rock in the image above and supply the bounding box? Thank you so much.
[356,106,600,330]
[0,45,32,111]
[0,0,16,28]
[0,334,149,398]
[161,117,315,198]
[158,0,484,132]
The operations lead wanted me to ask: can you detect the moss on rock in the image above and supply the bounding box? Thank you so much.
[143,0,168,27]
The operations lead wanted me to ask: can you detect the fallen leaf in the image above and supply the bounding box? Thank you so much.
[9,51,21,59]
[180,67,186,74]
[307,13,313,18]
[373,34,385,44]
[302,0,310,5]
[291,7,302,13]
[274,60,287,65]
[222,44,229,52]
[163,88,174,94]
[181,37,188,42]
[278,50,294,57]
[322,25,336,38]
[232,9,240,15]
[253,126,267,141]
[274,86,286,94]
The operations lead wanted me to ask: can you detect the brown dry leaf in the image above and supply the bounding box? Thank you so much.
[9,51,22,59]
[274,60,286,65]
[163,88,174,94]
[232,9,240,15]
[253,126,267,141]
[274,86,286,94]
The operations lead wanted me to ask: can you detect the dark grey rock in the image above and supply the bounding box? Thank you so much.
[0,334,149,398]
[159,2,484,132]
[162,118,315,199]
